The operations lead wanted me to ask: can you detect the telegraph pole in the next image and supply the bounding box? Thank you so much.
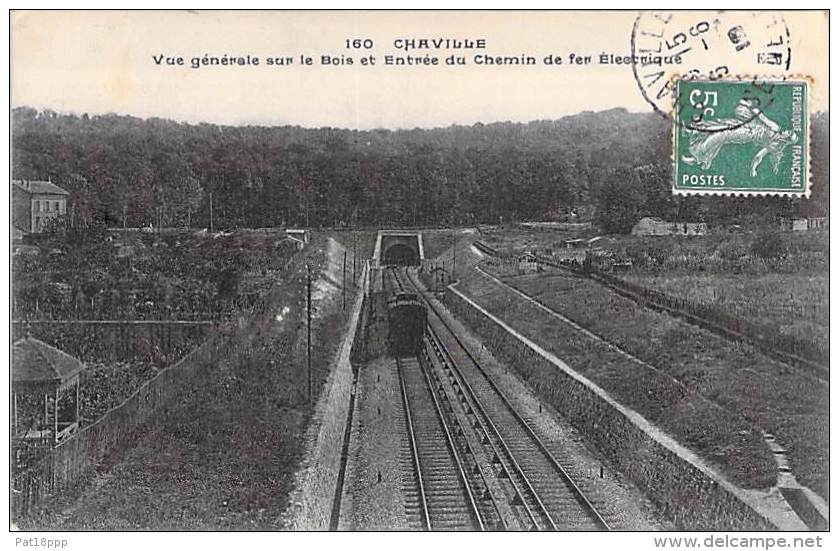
[452,229,457,281]
[209,191,214,233]
[352,233,357,283]
[342,250,347,310]
[307,263,312,403]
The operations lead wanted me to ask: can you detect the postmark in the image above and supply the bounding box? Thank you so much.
[631,11,792,117]
[673,78,808,196]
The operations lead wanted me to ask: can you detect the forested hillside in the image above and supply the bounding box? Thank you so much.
[11,107,828,231]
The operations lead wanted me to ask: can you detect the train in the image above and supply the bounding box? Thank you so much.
[381,266,427,356]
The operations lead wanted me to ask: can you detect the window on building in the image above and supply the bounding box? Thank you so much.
[55,201,60,213]
[33,200,40,213]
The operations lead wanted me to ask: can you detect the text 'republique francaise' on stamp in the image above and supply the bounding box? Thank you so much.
[673,79,809,197]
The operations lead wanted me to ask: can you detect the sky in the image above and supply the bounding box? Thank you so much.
[11,10,829,130]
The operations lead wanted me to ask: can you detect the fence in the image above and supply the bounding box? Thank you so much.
[12,320,214,364]
[474,240,828,380]
[584,269,828,380]
[443,286,776,530]
[11,247,307,522]
[10,328,227,521]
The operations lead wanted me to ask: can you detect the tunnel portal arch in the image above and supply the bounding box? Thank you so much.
[383,243,419,266]
[375,232,424,267]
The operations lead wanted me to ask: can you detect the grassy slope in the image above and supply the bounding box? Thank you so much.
[457,271,779,491]
[472,227,829,499]
[473,269,828,500]
[23,235,353,529]
[325,230,379,262]
[624,273,828,346]
[479,226,583,256]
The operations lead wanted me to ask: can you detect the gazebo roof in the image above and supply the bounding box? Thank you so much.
[12,337,84,385]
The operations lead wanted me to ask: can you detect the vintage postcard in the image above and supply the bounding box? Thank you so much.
[7,9,830,545]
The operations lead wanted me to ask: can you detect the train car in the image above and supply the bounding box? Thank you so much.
[383,268,427,356]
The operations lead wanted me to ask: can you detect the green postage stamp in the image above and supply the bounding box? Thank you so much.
[674,79,809,196]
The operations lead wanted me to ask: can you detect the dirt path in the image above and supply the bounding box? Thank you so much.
[338,357,410,530]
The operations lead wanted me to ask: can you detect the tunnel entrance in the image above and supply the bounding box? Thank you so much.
[376,232,424,267]
[383,243,420,266]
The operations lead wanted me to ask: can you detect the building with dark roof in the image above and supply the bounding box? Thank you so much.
[12,179,70,233]
[12,337,83,445]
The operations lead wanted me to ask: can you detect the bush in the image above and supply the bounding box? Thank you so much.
[750,231,786,260]
[715,239,749,262]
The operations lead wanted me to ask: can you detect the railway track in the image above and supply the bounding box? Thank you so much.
[390,264,506,530]
[383,266,403,294]
[396,354,485,530]
[395,267,609,531]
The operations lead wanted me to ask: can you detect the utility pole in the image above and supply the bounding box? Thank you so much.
[342,250,347,310]
[352,233,357,283]
[306,263,312,403]
[123,205,127,230]
[209,191,214,233]
[452,229,457,281]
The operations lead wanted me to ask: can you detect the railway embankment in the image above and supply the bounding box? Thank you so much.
[280,258,369,530]
[443,284,784,531]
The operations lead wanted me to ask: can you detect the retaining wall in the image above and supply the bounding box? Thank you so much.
[280,263,368,530]
[475,239,825,375]
[444,286,776,531]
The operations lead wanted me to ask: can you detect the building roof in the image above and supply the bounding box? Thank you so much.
[12,179,70,196]
[12,226,28,241]
[12,337,84,385]
[637,217,666,224]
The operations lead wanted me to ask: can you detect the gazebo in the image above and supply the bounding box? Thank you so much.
[12,336,84,446]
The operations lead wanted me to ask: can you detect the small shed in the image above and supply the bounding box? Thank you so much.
[12,226,28,243]
[517,252,540,274]
[632,217,707,236]
[783,217,827,232]
[562,238,587,249]
[586,236,614,248]
[12,337,84,445]
[808,217,828,230]
[286,228,309,243]
[632,217,671,236]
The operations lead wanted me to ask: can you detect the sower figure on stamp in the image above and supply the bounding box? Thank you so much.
[681,98,797,177]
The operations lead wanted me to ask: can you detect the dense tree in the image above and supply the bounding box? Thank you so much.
[594,167,646,234]
[11,107,829,232]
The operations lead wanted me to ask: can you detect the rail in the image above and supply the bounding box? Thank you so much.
[424,326,547,530]
[396,356,432,530]
[403,267,610,530]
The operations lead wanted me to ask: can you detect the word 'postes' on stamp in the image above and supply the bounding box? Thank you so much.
[674,79,808,196]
